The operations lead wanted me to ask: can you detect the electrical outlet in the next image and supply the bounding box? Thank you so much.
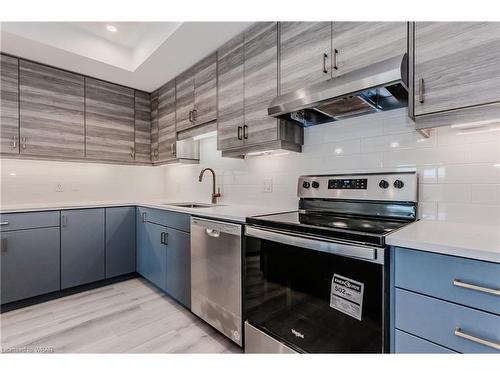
[263,178,273,193]
[56,183,64,193]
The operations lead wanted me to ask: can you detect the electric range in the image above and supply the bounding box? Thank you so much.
[244,171,418,353]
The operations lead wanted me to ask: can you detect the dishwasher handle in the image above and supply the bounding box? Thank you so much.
[206,228,220,238]
[191,217,242,237]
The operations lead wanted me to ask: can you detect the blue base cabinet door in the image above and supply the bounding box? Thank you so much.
[1,227,60,304]
[165,227,191,308]
[105,207,136,278]
[61,209,105,289]
[137,220,167,291]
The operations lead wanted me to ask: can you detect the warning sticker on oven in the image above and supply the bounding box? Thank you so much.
[330,274,364,321]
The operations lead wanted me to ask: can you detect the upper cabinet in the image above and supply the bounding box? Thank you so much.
[193,53,217,126]
[331,22,407,77]
[217,34,245,151]
[19,60,85,158]
[412,22,500,117]
[0,54,19,155]
[85,78,135,162]
[157,80,177,163]
[280,22,332,95]
[243,22,280,146]
[175,70,195,132]
[150,90,159,162]
[217,22,303,156]
[176,53,217,132]
[134,90,152,163]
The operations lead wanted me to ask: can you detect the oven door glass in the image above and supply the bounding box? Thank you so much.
[244,234,385,353]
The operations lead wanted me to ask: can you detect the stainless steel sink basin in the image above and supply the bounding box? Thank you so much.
[163,202,222,209]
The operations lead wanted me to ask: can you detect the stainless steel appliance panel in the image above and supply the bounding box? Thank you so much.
[190,217,243,346]
[245,322,297,353]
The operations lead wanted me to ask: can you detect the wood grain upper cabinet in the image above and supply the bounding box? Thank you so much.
[0,54,19,155]
[85,78,135,162]
[134,90,151,163]
[413,22,500,116]
[331,22,407,78]
[176,54,217,132]
[217,34,245,151]
[244,22,279,146]
[19,60,85,158]
[158,80,177,162]
[193,53,217,126]
[279,22,332,95]
[150,90,159,162]
[175,71,194,133]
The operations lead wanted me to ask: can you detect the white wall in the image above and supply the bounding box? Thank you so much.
[163,109,500,223]
[0,159,164,206]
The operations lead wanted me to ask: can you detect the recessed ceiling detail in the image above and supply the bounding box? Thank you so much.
[0,22,253,91]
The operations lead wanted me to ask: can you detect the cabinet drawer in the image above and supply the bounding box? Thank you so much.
[139,207,190,233]
[0,211,60,232]
[394,247,500,315]
[395,330,456,353]
[395,289,500,353]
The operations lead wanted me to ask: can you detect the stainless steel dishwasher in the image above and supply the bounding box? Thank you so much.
[190,217,243,346]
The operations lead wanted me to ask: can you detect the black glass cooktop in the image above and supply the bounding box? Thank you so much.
[246,211,411,247]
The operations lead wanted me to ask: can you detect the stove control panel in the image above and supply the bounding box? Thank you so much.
[298,172,418,202]
[328,178,367,190]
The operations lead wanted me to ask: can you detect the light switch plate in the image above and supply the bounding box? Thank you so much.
[263,178,273,193]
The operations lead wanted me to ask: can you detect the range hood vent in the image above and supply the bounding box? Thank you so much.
[268,54,408,127]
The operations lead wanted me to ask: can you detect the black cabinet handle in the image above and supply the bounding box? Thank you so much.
[333,49,338,70]
[160,232,168,245]
[322,53,328,74]
[243,125,248,140]
[237,126,243,140]
[418,78,425,104]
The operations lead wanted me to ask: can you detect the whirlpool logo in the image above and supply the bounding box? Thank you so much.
[291,329,304,339]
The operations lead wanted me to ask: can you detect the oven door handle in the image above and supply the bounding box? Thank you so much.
[245,226,380,262]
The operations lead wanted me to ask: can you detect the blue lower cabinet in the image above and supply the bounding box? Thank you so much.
[105,207,136,278]
[137,220,168,291]
[394,247,500,315]
[165,227,191,308]
[1,227,60,304]
[136,207,191,306]
[61,209,105,289]
[395,330,456,354]
[395,288,500,353]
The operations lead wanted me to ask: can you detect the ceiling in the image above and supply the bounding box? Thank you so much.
[0,22,254,92]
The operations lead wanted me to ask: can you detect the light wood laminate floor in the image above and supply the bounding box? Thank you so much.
[0,278,242,354]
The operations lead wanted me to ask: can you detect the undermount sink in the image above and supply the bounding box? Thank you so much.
[163,202,222,209]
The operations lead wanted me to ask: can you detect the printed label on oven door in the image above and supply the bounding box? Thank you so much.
[330,274,364,321]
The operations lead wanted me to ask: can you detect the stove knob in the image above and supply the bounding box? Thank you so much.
[311,181,320,189]
[379,180,389,189]
[394,180,404,189]
[302,181,310,189]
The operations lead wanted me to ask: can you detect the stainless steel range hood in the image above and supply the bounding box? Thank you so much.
[268,54,408,127]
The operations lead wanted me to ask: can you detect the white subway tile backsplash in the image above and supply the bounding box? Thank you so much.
[419,184,471,203]
[471,184,500,205]
[2,108,499,224]
[467,141,500,163]
[438,164,500,184]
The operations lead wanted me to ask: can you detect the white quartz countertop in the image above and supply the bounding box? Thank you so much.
[386,219,500,264]
[0,201,295,223]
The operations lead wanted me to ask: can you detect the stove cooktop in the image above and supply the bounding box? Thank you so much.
[246,211,412,247]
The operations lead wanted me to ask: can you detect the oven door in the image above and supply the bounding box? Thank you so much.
[244,225,386,353]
